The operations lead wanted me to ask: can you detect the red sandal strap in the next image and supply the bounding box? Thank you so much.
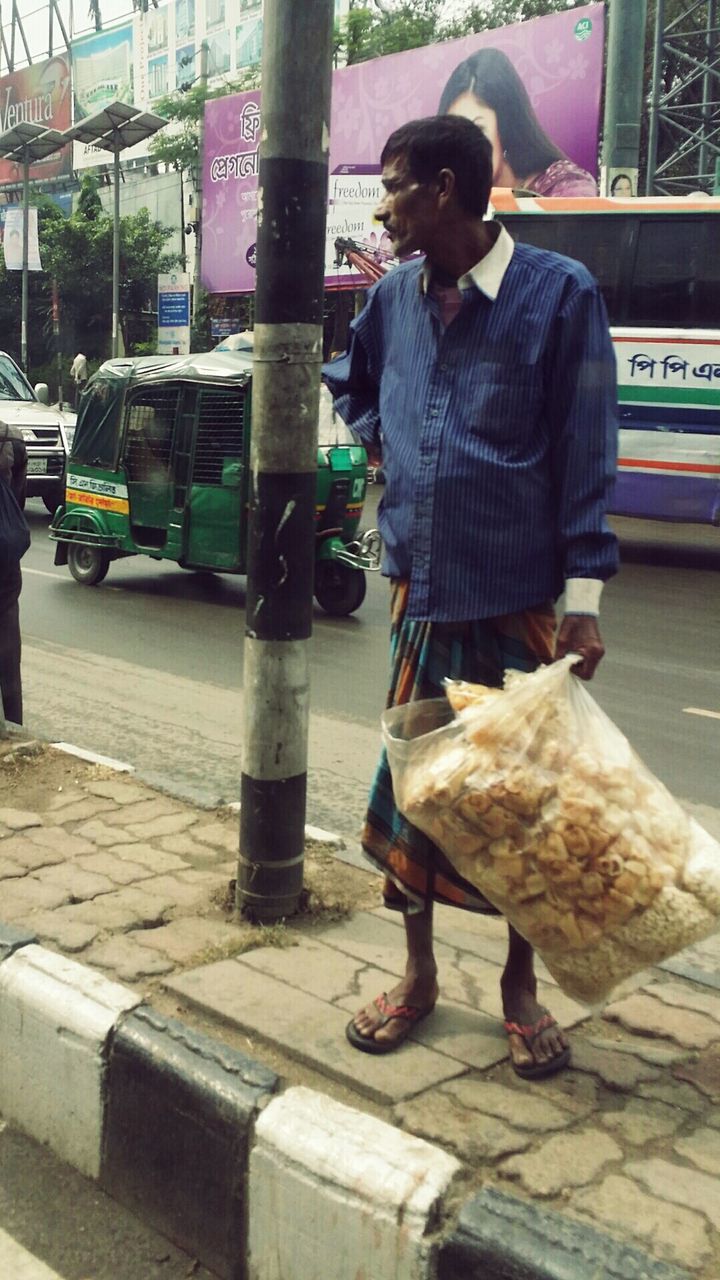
[375,992,425,1021]
[504,1012,557,1041]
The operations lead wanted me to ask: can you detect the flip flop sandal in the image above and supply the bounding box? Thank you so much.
[504,1012,571,1080]
[346,992,435,1056]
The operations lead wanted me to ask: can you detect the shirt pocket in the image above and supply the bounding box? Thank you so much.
[465,361,543,440]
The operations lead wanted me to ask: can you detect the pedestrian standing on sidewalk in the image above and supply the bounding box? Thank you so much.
[0,423,29,725]
[323,116,618,1079]
[70,352,88,409]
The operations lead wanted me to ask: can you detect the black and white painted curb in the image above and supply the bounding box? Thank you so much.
[0,922,691,1280]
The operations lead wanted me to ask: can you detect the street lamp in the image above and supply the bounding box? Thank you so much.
[63,102,167,358]
[0,123,67,374]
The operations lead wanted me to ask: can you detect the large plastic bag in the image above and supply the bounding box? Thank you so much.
[383,656,720,1005]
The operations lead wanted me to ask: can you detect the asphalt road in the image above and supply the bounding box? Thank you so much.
[16,489,720,837]
[0,1120,214,1280]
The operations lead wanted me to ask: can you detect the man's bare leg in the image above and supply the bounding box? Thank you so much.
[501,924,569,1071]
[350,902,439,1050]
[350,912,568,1069]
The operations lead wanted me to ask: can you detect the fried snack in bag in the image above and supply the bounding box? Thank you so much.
[383,656,720,1005]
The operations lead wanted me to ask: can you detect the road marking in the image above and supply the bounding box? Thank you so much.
[23,568,63,580]
[0,1228,63,1278]
[683,707,720,720]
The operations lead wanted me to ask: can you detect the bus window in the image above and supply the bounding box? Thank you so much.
[627,219,699,327]
[695,219,720,327]
[500,215,631,324]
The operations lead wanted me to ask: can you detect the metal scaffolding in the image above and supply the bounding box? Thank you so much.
[646,0,720,193]
[0,0,71,73]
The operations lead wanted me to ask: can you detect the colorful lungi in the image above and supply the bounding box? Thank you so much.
[362,580,557,916]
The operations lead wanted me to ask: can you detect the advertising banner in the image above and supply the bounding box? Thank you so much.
[158,270,191,354]
[0,56,72,186]
[71,22,136,170]
[2,208,42,271]
[202,2,605,294]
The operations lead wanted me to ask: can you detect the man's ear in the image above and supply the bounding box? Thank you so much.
[436,167,456,207]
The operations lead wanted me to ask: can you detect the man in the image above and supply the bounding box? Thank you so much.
[323,117,618,1079]
[0,422,28,725]
[70,352,89,408]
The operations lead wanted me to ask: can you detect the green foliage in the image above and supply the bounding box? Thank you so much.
[334,0,586,65]
[337,0,443,64]
[21,175,183,364]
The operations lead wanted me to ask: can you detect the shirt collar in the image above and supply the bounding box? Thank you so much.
[420,223,515,302]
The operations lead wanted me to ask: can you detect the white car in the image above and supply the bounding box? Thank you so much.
[212,331,255,353]
[0,351,76,512]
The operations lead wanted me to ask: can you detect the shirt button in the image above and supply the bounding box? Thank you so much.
[439,363,448,372]
[429,409,439,417]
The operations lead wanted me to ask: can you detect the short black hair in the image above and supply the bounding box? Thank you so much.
[380,115,493,218]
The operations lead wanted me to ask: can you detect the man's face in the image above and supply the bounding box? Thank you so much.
[374,153,439,257]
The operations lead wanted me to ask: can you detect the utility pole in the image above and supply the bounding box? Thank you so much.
[237,0,335,921]
[21,160,29,373]
[601,0,648,196]
[112,149,120,357]
[192,39,208,327]
[52,280,63,406]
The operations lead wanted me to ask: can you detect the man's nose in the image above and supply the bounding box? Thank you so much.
[374,195,389,223]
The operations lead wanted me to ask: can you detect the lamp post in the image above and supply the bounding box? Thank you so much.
[63,103,167,357]
[0,123,67,374]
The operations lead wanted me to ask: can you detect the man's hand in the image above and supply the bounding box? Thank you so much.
[555,614,605,681]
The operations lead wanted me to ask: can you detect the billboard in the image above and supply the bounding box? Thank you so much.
[202,3,605,294]
[0,55,72,186]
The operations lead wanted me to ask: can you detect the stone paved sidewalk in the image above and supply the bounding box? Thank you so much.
[1,736,719,1278]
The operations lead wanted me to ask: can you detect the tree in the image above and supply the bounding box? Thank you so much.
[334,0,587,65]
[40,175,181,358]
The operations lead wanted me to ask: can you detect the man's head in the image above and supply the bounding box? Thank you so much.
[375,116,493,258]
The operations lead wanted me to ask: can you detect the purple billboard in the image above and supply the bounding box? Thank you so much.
[202,3,604,294]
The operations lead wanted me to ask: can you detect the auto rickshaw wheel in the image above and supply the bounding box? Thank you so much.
[314,561,366,616]
[68,543,110,586]
[43,480,64,515]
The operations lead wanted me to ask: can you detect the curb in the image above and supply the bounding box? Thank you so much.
[0,924,692,1280]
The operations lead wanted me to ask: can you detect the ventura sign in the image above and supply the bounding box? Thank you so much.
[0,56,72,186]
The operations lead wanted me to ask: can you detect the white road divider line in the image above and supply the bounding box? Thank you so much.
[0,1229,64,1279]
[683,707,720,720]
[22,568,63,580]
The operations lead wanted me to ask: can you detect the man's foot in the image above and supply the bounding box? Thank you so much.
[347,977,439,1055]
[501,982,570,1079]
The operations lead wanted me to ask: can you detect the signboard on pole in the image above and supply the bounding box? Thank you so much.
[202,2,605,293]
[158,271,191,354]
[2,209,42,271]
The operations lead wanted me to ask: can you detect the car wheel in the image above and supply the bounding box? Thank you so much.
[68,544,110,586]
[314,561,366,616]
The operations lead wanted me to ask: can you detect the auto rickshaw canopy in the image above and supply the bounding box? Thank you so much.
[71,351,253,471]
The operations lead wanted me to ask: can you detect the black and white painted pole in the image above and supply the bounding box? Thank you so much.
[237,0,335,921]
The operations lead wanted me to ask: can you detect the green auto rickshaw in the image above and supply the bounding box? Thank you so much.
[49,351,380,615]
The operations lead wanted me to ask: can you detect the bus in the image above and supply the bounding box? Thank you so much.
[491,193,720,527]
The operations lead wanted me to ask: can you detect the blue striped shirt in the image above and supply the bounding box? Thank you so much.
[323,229,619,622]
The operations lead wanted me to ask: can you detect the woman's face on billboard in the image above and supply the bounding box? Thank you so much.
[445,91,504,182]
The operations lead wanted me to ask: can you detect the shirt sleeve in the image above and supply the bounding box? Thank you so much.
[321,295,382,453]
[547,277,619,584]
